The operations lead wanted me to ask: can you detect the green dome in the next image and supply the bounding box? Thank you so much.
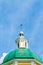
[3,48,42,63]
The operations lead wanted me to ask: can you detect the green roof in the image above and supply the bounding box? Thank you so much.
[3,48,43,63]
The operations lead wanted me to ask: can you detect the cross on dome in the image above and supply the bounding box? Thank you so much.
[16,24,28,48]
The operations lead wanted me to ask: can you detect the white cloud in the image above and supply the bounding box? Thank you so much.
[0,53,7,64]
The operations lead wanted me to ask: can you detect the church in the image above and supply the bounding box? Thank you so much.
[1,30,43,65]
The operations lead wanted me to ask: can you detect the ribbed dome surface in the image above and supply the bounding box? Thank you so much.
[3,48,43,63]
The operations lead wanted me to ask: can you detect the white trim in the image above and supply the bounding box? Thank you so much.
[15,61,18,65]
[31,61,36,65]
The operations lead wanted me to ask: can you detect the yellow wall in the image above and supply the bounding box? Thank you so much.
[18,62,31,65]
[7,61,42,65]
[18,61,31,65]
[18,61,41,65]
[36,62,41,65]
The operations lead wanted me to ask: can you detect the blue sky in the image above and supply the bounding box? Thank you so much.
[0,0,43,63]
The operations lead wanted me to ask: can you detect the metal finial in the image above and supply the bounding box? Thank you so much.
[20,24,23,31]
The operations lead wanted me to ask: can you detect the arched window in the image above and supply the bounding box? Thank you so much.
[25,42,26,47]
[18,43,19,48]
